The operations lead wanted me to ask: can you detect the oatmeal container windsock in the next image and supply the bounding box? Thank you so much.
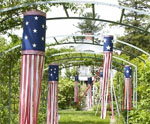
[122,65,132,111]
[19,10,46,124]
[74,76,79,102]
[101,35,113,119]
[87,77,92,110]
[47,64,59,124]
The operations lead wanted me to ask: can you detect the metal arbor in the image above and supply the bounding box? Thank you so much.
[0,0,150,124]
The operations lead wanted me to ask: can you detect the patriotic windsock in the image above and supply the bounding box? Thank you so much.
[74,76,79,102]
[101,35,113,119]
[99,71,103,100]
[87,77,92,110]
[19,10,46,124]
[122,65,132,111]
[47,64,59,124]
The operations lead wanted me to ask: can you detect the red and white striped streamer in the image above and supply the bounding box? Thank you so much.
[74,81,79,102]
[88,84,92,110]
[122,78,132,110]
[47,81,58,124]
[101,52,112,119]
[19,54,44,124]
[99,74,103,101]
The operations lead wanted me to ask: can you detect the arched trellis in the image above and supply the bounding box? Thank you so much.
[0,1,149,123]
[44,56,125,72]
[0,30,145,112]
[0,40,139,123]
[0,44,138,107]
[1,0,150,33]
[47,34,149,63]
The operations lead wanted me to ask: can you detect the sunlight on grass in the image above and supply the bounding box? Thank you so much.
[59,110,110,124]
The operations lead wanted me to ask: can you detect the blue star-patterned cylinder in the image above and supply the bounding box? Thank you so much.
[48,64,59,81]
[75,76,79,82]
[88,77,92,84]
[103,35,113,52]
[124,65,132,78]
[100,71,103,78]
[22,10,46,54]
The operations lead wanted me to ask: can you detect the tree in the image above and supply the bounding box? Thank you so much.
[115,0,150,57]
[75,12,104,34]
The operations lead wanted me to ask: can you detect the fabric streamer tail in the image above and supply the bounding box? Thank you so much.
[101,35,113,119]
[74,76,79,103]
[47,82,58,124]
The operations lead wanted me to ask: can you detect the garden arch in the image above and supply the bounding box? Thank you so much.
[0,1,150,124]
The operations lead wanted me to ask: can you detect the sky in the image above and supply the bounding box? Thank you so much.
[46,0,125,42]
[10,0,125,44]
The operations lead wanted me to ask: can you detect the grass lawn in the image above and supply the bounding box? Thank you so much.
[59,110,110,124]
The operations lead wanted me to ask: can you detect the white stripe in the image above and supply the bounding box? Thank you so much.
[30,55,34,124]
[36,55,39,107]
[24,55,29,120]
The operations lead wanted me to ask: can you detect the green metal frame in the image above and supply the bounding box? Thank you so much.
[0,0,150,33]
[46,17,146,32]
[48,42,146,64]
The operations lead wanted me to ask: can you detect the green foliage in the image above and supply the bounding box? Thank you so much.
[75,12,104,34]
[115,0,150,57]
[128,56,150,124]
[58,78,74,109]
[0,36,21,124]
[114,54,150,124]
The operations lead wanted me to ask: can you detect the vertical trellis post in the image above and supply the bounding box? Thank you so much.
[8,61,12,124]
